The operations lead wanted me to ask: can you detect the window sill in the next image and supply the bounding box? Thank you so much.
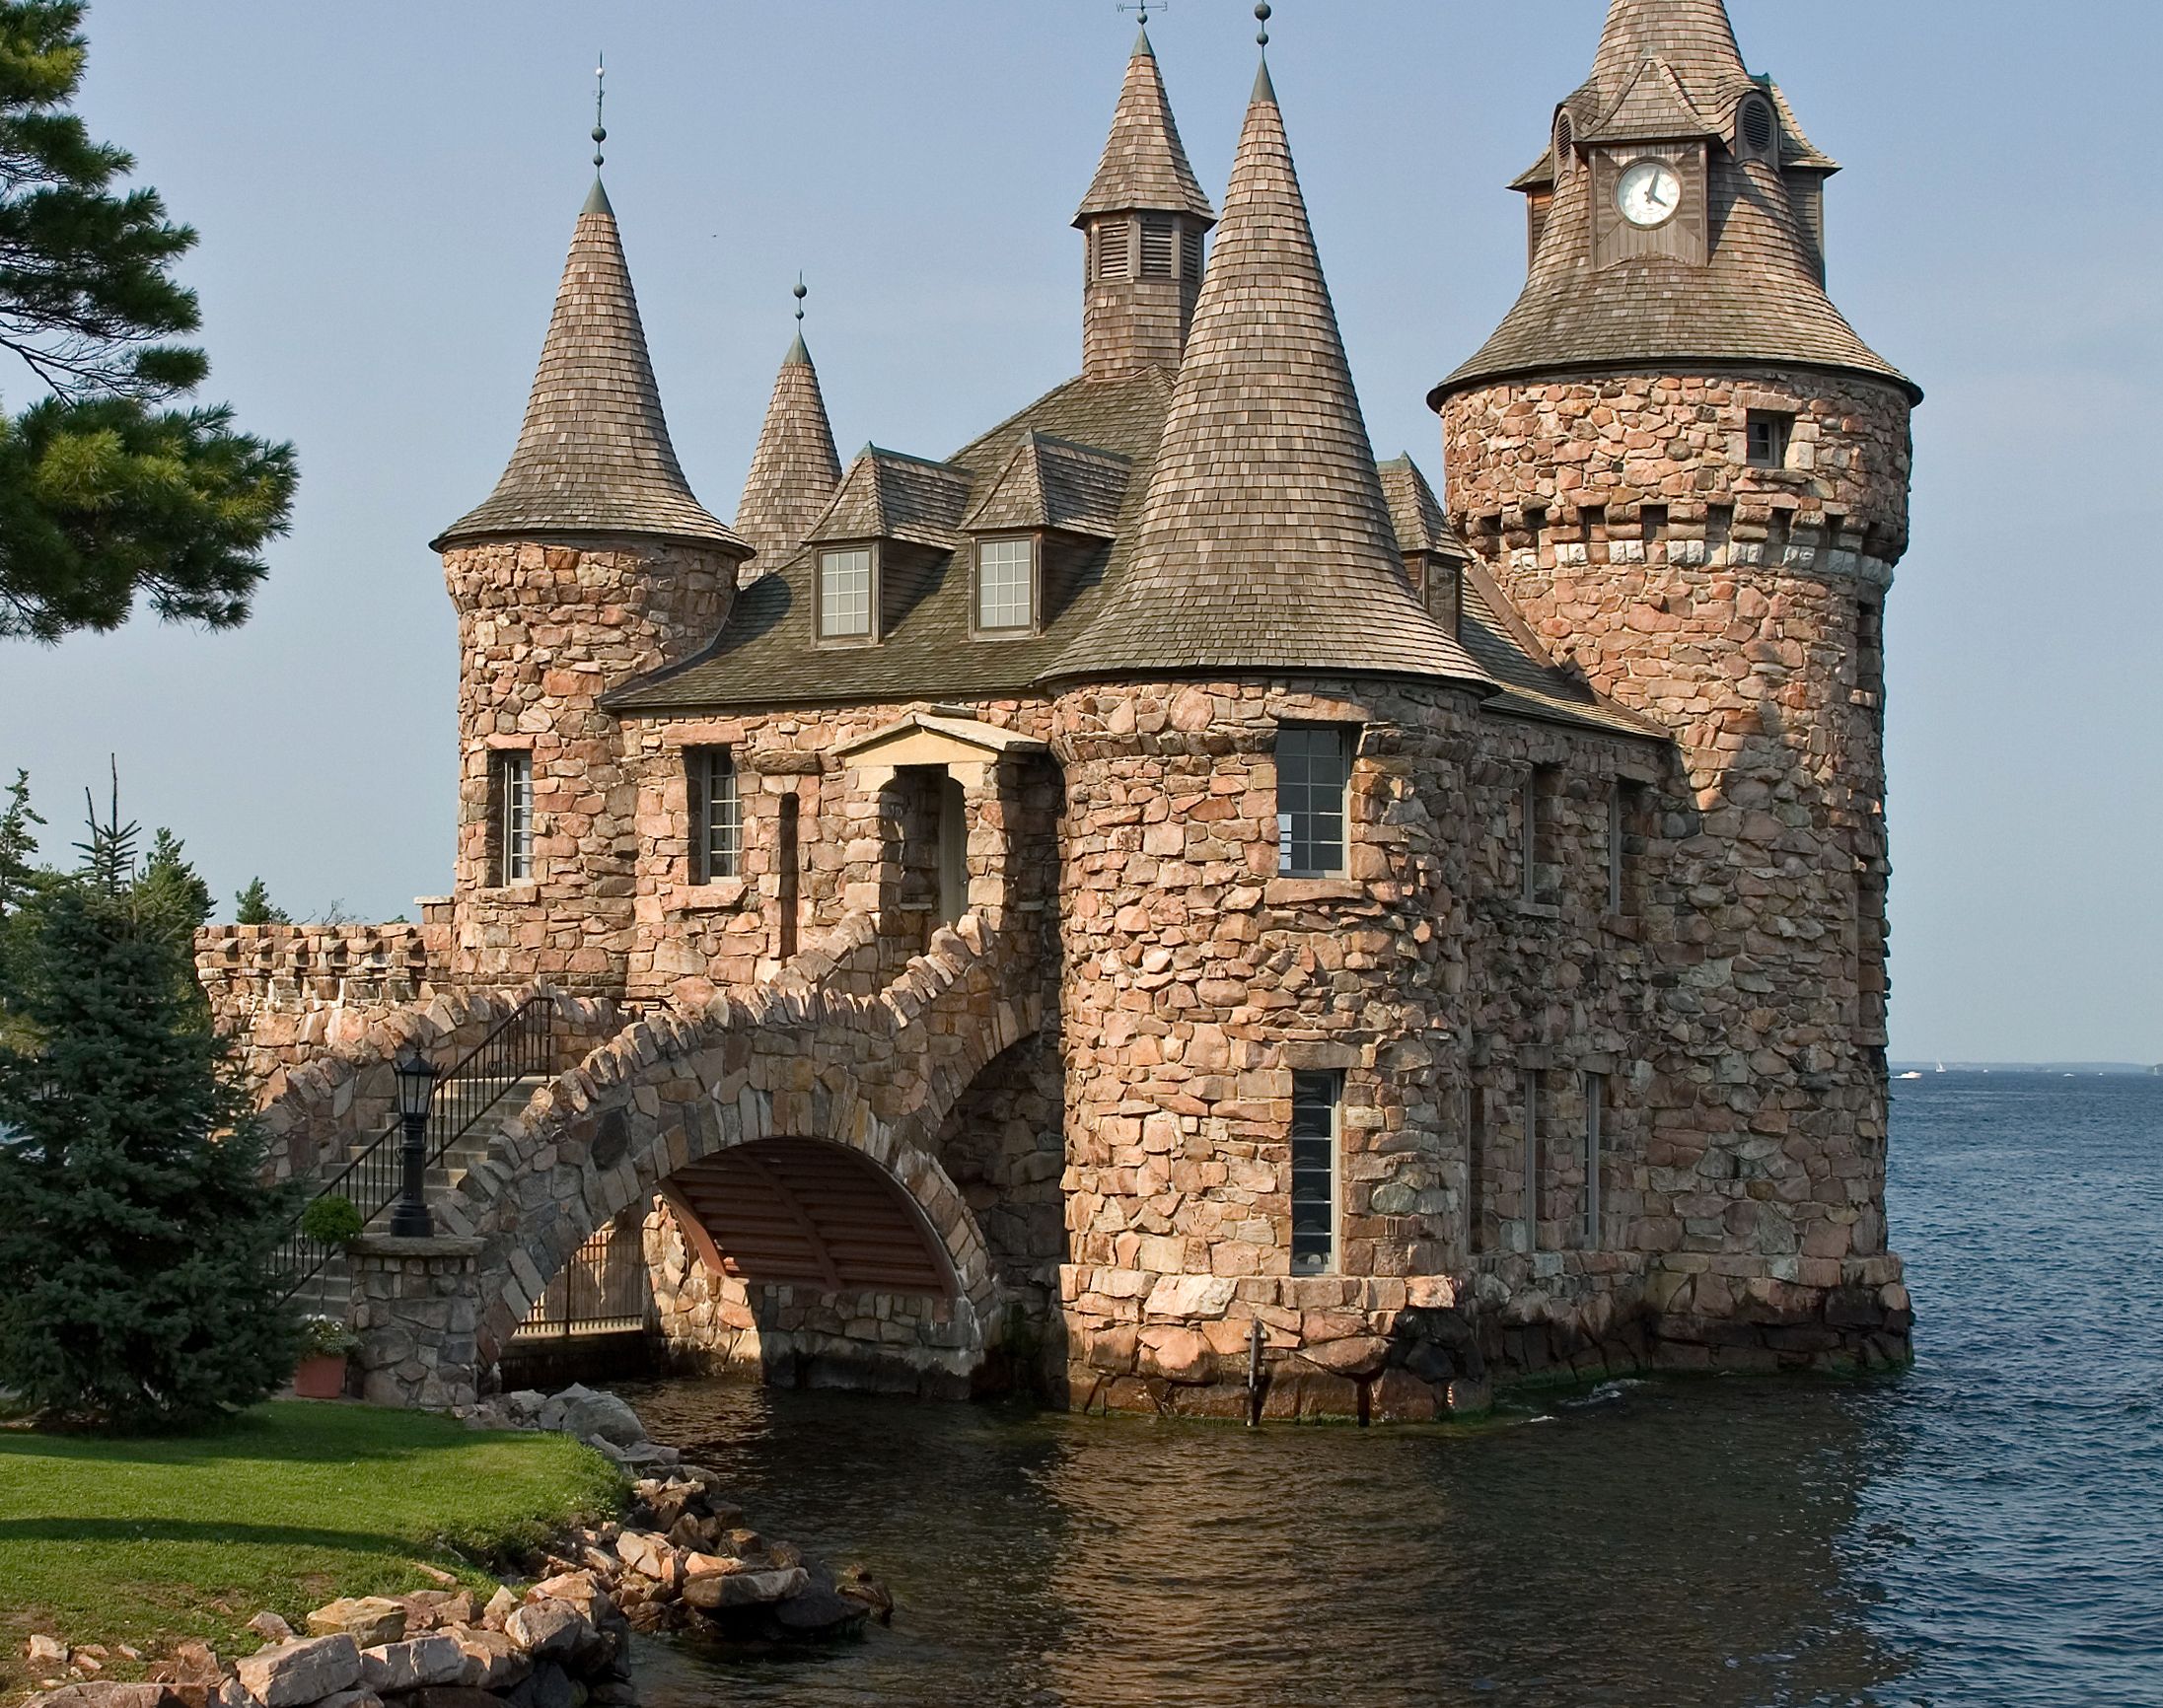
[668,878,748,913]
[1265,876,1366,906]
[477,883,539,903]
[1515,899,1561,921]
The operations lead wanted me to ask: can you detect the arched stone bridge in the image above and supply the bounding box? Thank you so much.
[315,907,1043,1408]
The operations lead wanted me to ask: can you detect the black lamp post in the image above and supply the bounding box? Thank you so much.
[389,1046,440,1238]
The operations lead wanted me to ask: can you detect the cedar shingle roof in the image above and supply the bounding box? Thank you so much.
[1073,27,1216,227]
[961,433,1130,538]
[1378,456,1467,561]
[1436,0,1915,404]
[1048,64,1493,689]
[807,448,973,550]
[734,331,841,575]
[435,179,742,551]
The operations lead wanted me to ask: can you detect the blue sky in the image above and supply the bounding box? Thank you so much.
[1,1,2156,1063]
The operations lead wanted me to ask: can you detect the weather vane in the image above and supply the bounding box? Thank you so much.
[1255,2,1270,49]
[592,53,607,170]
[1116,1,1167,24]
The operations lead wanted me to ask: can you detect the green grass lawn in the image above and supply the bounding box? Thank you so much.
[0,1401,621,1698]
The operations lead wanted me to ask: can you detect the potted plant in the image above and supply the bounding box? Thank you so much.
[292,1315,359,1399]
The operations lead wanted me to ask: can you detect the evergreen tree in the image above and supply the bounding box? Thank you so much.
[234,876,287,926]
[0,835,296,1430]
[135,826,211,941]
[0,768,40,916]
[0,0,297,641]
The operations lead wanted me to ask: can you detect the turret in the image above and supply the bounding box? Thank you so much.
[733,283,842,581]
[433,170,747,994]
[1072,26,1216,381]
[1430,0,1918,1273]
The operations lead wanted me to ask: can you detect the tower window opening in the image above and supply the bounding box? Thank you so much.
[818,546,874,640]
[1608,781,1642,915]
[687,747,741,885]
[777,792,801,960]
[1466,1081,1488,1256]
[1522,765,1558,905]
[1640,504,1669,544]
[1276,723,1355,878]
[491,750,533,887]
[1290,1070,1341,1276]
[1521,1069,1542,1251]
[1096,221,1131,282]
[1139,217,1175,279]
[1582,1073,1605,1247]
[1747,411,1794,469]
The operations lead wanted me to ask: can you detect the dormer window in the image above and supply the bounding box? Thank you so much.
[974,535,1037,634]
[817,545,875,641]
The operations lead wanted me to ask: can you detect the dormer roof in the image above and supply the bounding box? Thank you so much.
[434,178,742,553]
[961,433,1130,538]
[1378,456,1468,562]
[1073,27,1216,227]
[805,448,972,550]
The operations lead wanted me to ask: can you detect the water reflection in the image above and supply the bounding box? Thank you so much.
[623,1374,1911,1708]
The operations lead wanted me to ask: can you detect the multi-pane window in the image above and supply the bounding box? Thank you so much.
[1582,1073,1606,1248]
[1290,1070,1340,1276]
[975,537,1035,632]
[686,748,741,884]
[492,751,533,886]
[1276,724,1353,878]
[1521,1069,1542,1250]
[1746,410,1793,469]
[818,547,873,639]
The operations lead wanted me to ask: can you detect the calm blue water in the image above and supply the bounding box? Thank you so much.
[625,1073,2163,1707]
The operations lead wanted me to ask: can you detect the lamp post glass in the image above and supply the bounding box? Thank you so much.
[390,1048,440,1238]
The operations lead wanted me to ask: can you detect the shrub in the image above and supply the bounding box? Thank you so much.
[300,1194,364,1246]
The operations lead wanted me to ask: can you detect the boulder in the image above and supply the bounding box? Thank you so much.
[503,1603,591,1664]
[504,1664,573,1708]
[23,1686,175,1708]
[244,1615,293,1647]
[770,1587,869,1639]
[480,1589,520,1632]
[536,1386,647,1450]
[358,1636,465,1694]
[834,1567,894,1625]
[407,1690,506,1708]
[450,1631,531,1692]
[27,1636,68,1666]
[235,1636,362,1708]
[304,1600,406,1648]
[314,1691,382,1708]
[681,1567,809,1611]
[395,1593,475,1633]
[613,1531,673,1582]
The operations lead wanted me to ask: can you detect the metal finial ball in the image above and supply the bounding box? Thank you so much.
[1255,2,1270,19]
[592,125,607,144]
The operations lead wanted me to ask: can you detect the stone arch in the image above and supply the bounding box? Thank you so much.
[441,910,1043,1373]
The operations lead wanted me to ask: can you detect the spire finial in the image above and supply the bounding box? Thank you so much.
[591,52,607,170]
[1117,0,1164,25]
[794,274,808,324]
[1255,2,1270,48]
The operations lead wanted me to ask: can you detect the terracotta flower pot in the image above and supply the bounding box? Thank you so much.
[293,1353,348,1399]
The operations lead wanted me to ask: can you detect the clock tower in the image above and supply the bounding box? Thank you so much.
[1431,0,1920,1292]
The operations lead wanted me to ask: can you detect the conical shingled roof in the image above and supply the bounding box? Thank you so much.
[1072,27,1216,228]
[435,179,743,551]
[1052,65,1493,688]
[734,330,842,573]
[1436,0,1915,404]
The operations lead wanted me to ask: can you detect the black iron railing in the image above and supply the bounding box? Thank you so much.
[511,1220,652,1340]
[275,995,553,1301]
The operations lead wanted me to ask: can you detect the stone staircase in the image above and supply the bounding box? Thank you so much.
[286,1074,548,1320]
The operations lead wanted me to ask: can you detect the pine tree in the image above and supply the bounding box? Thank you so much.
[234,877,288,926]
[0,768,40,916]
[0,814,296,1430]
[0,0,297,641]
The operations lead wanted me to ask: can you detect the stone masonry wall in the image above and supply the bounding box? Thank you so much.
[443,536,735,996]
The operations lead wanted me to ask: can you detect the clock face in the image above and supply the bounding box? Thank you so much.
[1617,159,1683,229]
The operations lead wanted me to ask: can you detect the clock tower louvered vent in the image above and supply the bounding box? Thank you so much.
[1097,222,1131,281]
[1740,97,1775,157]
[1139,218,1175,278]
[1181,226,1204,282]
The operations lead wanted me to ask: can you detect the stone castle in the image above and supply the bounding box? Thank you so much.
[200,0,1916,1417]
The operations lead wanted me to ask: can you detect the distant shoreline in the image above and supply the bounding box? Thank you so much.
[1891,1062,2161,1076]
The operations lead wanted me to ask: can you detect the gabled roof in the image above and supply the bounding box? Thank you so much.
[734,330,842,572]
[1048,64,1492,689]
[1073,27,1216,227]
[1435,0,1915,404]
[805,448,972,550]
[1378,456,1468,562]
[835,707,1049,766]
[434,178,741,552]
[961,433,1130,538]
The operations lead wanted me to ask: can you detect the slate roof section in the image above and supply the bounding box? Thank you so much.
[1073,27,1217,227]
[1436,0,1915,404]
[1048,66,1493,689]
[961,433,1130,538]
[1378,455,1468,561]
[734,331,842,573]
[435,178,743,552]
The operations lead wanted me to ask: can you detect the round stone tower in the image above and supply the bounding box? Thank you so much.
[433,177,747,996]
[1430,0,1919,1289]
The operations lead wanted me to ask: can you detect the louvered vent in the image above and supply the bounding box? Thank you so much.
[1139,218,1174,279]
[1096,221,1131,281]
[1741,99,1776,157]
[1181,226,1204,282]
